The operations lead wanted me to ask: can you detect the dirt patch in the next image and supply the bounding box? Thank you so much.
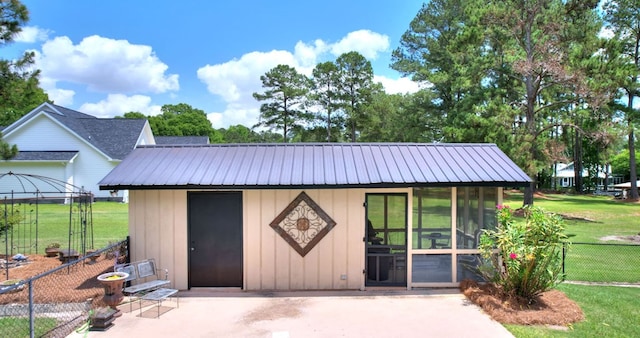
[558,214,597,222]
[533,191,555,200]
[599,235,640,244]
[1,254,116,307]
[460,280,584,326]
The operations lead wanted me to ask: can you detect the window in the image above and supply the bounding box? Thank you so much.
[456,187,497,249]
[412,188,451,250]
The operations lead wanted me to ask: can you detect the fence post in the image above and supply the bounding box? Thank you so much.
[29,280,34,338]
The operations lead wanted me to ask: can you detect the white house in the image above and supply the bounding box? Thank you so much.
[0,102,155,201]
[554,162,622,190]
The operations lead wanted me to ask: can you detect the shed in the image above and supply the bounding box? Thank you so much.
[99,143,531,290]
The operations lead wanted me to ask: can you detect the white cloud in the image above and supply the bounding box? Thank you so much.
[39,77,75,106]
[47,88,76,106]
[15,26,50,43]
[374,75,422,95]
[197,50,298,103]
[330,30,389,59]
[294,39,328,68]
[207,104,260,129]
[79,94,161,118]
[197,29,394,128]
[36,35,179,94]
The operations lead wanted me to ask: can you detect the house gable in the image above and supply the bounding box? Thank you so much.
[3,102,147,161]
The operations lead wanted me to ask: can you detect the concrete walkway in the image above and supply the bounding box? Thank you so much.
[70,289,514,338]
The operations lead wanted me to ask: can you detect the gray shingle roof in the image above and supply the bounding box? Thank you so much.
[98,143,531,190]
[155,136,210,145]
[45,104,147,160]
[11,151,79,161]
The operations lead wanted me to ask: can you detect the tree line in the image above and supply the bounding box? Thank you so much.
[3,0,640,204]
[248,0,640,204]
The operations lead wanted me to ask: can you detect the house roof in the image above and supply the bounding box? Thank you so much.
[154,136,210,145]
[3,103,148,160]
[10,151,79,161]
[46,104,147,160]
[554,162,609,179]
[98,143,531,190]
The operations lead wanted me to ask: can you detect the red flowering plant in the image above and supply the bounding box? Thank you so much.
[477,204,567,302]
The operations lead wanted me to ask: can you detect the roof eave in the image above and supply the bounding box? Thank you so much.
[99,181,531,191]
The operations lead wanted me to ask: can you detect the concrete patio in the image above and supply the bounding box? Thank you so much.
[69,289,514,338]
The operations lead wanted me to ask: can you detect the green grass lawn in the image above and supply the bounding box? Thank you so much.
[503,192,640,283]
[0,317,58,338]
[4,201,128,254]
[502,192,640,337]
[502,192,639,243]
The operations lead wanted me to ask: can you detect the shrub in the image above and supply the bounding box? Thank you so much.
[46,242,61,249]
[1,205,24,236]
[478,205,567,302]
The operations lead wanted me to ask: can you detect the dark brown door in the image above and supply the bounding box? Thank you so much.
[188,192,242,288]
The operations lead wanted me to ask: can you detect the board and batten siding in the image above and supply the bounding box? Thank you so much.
[128,188,403,291]
[244,189,367,290]
[128,190,189,290]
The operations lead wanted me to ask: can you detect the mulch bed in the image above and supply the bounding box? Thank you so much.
[1,254,116,307]
[460,279,584,326]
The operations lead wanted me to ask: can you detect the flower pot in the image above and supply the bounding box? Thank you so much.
[45,248,59,257]
[97,272,129,317]
[86,250,98,263]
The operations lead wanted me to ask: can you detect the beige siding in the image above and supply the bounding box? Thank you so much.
[245,189,367,290]
[129,190,188,289]
[129,188,404,290]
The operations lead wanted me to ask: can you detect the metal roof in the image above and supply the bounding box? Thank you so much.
[155,136,210,145]
[98,143,531,190]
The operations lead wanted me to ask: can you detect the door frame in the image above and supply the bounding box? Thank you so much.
[364,192,408,287]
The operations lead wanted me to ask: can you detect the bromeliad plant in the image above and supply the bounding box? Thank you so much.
[478,205,567,302]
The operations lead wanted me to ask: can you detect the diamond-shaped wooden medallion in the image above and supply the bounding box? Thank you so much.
[270,192,337,257]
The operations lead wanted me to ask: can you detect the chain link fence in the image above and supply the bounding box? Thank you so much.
[0,239,128,338]
[563,242,640,283]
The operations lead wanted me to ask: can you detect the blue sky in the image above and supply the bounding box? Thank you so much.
[7,1,423,128]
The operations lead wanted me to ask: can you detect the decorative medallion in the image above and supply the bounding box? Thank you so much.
[270,192,337,257]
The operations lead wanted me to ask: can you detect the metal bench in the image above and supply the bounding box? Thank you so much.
[115,259,172,311]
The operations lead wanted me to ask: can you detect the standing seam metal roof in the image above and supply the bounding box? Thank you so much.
[98,143,532,190]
